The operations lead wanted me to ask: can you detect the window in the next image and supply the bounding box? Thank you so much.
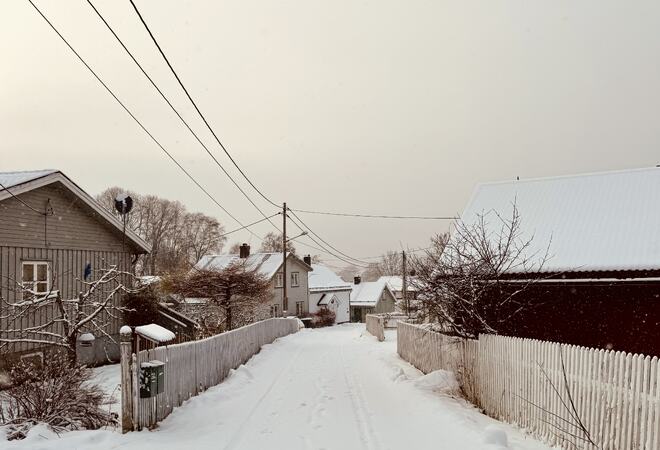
[291,272,300,287]
[275,273,284,288]
[22,261,50,296]
[271,304,279,317]
[296,301,304,316]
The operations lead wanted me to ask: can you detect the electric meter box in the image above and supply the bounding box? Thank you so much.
[140,360,165,398]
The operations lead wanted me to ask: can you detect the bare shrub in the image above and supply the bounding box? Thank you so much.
[0,353,114,440]
[311,308,336,328]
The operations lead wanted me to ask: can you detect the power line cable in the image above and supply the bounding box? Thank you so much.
[127,0,280,209]
[220,213,280,238]
[287,210,371,266]
[85,0,281,233]
[286,214,370,268]
[0,181,47,216]
[291,208,458,220]
[25,0,262,240]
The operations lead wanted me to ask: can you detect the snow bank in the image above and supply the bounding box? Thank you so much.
[413,369,460,396]
[483,425,510,449]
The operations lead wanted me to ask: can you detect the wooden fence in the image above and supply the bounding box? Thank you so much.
[397,322,660,450]
[120,318,300,431]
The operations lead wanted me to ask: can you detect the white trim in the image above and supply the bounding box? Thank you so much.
[0,172,150,253]
[498,277,660,284]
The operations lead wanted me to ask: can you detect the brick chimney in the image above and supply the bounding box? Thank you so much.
[354,275,361,285]
[239,243,250,259]
[303,255,312,266]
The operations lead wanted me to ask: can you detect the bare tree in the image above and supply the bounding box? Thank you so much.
[362,251,402,281]
[411,204,550,338]
[338,265,361,282]
[0,266,135,364]
[96,188,226,274]
[259,231,297,255]
[165,261,271,332]
[227,242,242,254]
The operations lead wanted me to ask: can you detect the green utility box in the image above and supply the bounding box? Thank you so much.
[140,360,165,398]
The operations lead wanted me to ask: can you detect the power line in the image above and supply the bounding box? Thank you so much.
[291,208,458,220]
[25,0,263,240]
[285,213,370,268]
[127,0,280,209]
[0,181,46,216]
[220,213,280,238]
[287,210,371,266]
[85,0,281,233]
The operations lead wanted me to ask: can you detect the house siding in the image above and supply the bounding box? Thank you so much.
[268,257,310,316]
[0,182,136,252]
[0,183,136,367]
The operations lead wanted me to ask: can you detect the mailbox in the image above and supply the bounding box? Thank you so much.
[140,360,165,398]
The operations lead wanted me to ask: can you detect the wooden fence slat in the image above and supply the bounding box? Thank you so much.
[123,318,299,430]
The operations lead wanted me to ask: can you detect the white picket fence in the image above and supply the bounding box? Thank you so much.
[121,318,300,431]
[397,322,660,450]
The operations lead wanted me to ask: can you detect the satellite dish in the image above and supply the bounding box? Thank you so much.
[114,193,133,215]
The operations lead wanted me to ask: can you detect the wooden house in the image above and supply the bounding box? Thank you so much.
[0,170,150,367]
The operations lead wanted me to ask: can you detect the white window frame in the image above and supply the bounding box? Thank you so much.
[275,273,284,288]
[21,261,51,298]
[291,272,300,287]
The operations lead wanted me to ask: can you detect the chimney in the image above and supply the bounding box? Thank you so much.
[239,243,250,259]
[303,254,312,266]
[354,275,361,285]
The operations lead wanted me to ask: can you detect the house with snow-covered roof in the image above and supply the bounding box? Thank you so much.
[195,244,312,318]
[458,166,660,355]
[349,276,396,322]
[308,264,352,324]
[0,169,150,368]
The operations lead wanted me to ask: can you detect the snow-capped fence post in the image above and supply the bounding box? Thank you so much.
[119,325,134,433]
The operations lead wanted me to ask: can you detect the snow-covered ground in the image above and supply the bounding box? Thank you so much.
[1,324,552,450]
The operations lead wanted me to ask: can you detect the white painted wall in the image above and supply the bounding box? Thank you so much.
[309,289,350,324]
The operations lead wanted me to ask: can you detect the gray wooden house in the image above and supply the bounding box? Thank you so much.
[0,170,150,367]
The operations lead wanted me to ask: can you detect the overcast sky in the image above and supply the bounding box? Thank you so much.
[2,0,660,268]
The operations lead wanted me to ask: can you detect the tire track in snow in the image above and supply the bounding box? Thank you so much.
[340,342,382,450]
[222,342,304,450]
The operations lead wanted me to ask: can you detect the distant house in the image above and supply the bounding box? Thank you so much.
[195,244,312,317]
[308,263,352,324]
[349,276,396,322]
[459,167,660,355]
[378,275,419,311]
[0,170,150,367]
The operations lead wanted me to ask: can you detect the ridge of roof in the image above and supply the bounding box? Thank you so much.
[475,166,660,189]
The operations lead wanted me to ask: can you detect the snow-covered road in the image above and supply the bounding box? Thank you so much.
[2,324,552,450]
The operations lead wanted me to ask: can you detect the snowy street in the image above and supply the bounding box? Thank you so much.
[3,325,552,450]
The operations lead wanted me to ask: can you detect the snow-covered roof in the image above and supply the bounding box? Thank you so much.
[0,169,58,189]
[0,169,150,253]
[196,252,311,279]
[460,167,660,274]
[378,276,418,292]
[309,264,352,292]
[135,324,175,343]
[350,279,395,307]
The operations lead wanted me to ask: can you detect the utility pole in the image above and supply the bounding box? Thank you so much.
[402,250,408,316]
[282,202,287,316]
